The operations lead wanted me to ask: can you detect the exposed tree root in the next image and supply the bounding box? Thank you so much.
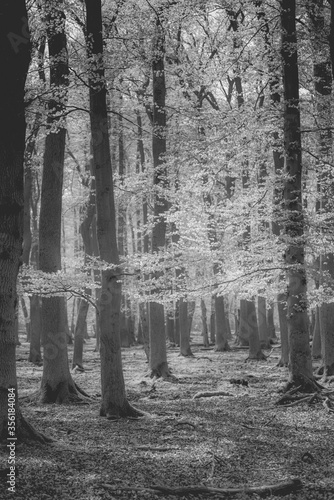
[101,477,302,497]
[21,381,91,405]
[193,390,233,399]
[276,378,334,411]
[0,412,53,445]
[277,359,288,368]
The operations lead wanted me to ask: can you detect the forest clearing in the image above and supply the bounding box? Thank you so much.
[3,333,334,500]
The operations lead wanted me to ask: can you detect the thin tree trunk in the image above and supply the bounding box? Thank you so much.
[179,299,192,356]
[312,307,321,359]
[258,296,270,349]
[215,295,230,351]
[201,299,209,347]
[277,294,289,367]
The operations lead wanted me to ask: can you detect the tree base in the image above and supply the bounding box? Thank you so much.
[179,348,194,357]
[277,357,289,367]
[1,412,52,445]
[245,350,267,362]
[24,380,91,405]
[100,400,144,421]
[214,342,230,352]
[149,361,172,379]
[28,353,43,366]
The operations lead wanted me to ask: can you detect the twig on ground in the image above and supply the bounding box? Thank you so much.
[193,391,233,399]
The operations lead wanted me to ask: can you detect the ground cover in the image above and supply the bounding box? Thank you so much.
[1,335,334,500]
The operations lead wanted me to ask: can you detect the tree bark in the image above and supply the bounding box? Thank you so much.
[214,295,229,351]
[85,0,141,418]
[307,0,334,377]
[281,0,314,391]
[201,299,209,347]
[258,296,270,349]
[179,299,192,356]
[148,15,170,378]
[38,0,81,403]
[0,1,49,443]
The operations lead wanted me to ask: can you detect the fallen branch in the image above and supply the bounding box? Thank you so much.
[135,446,178,452]
[193,391,233,399]
[174,421,196,429]
[101,478,302,497]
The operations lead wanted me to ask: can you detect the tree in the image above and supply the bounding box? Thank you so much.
[281,0,314,391]
[0,1,49,443]
[85,0,142,419]
[38,0,84,403]
[148,8,171,378]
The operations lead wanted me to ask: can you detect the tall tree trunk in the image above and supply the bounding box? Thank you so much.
[312,306,321,359]
[38,1,81,403]
[214,295,230,351]
[148,15,170,378]
[85,0,141,418]
[255,0,289,363]
[179,299,192,356]
[0,1,49,443]
[307,0,334,377]
[136,110,150,358]
[281,0,314,391]
[72,177,95,370]
[201,299,209,347]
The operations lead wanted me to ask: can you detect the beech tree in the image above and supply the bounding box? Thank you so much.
[85,0,142,418]
[38,0,84,403]
[148,7,171,377]
[281,0,314,391]
[0,1,48,442]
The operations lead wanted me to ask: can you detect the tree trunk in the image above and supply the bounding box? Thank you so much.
[72,299,89,371]
[267,305,276,339]
[307,0,334,377]
[281,0,314,391]
[148,15,170,378]
[277,294,289,367]
[240,299,266,360]
[179,299,192,356]
[311,306,321,359]
[38,1,81,403]
[258,296,270,349]
[85,0,141,419]
[201,299,209,347]
[214,295,229,351]
[210,296,216,344]
[0,1,49,443]
[166,306,176,344]
[28,295,42,365]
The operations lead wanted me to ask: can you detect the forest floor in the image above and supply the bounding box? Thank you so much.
[1,334,334,500]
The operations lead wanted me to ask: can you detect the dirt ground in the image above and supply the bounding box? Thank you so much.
[1,334,334,500]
